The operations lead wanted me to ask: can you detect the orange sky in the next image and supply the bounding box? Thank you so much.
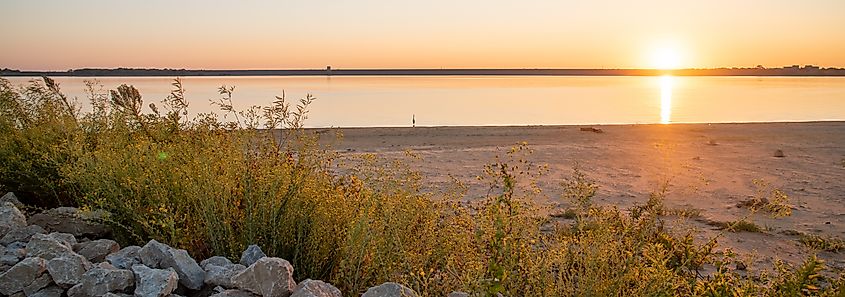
[1,0,844,70]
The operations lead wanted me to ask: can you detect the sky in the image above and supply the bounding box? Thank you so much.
[1,0,844,70]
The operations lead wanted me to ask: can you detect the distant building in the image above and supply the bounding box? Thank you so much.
[326,66,332,76]
[803,65,820,70]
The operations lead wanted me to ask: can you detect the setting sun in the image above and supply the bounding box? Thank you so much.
[650,45,683,69]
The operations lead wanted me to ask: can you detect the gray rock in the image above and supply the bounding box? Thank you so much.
[29,285,65,297]
[204,263,246,288]
[107,246,142,270]
[25,233,73,260]
[239,245,266,267]
[161,248,205,290]
[447,292,470,297]
[28,207,111,239]
[0,192,23,208]
[290,279,342,297]
[23,273,53,296]
[0,202,27,238]
[102,293,133,297]
[201,256,233,269]
[47,232,77,248]
[0,257,47,295]
[139,240,171,268]
[132,264,179,297]
[774,149,785,158]
[210,289,258,297]
[231,257,295,297]
[0,225,46,245]
[47,252,92,287]
[361,282,419,297]
[75,239,120,262]
[67,266,134,297]
[0,253,19,266]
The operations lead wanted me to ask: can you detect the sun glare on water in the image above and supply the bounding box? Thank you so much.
[660,75,674,124]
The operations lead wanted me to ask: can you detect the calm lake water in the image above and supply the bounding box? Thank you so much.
[5,76,845,127]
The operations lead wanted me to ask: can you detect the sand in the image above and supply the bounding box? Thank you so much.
[317,122,845,270]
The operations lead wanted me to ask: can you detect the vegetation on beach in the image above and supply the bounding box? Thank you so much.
[1,77,843,296]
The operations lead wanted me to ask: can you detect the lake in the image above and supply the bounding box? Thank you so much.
[5,76,845,127]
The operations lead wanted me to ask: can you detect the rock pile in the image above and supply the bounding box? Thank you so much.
[0,195,423,297]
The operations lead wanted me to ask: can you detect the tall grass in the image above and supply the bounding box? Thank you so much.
[0,77,842,296]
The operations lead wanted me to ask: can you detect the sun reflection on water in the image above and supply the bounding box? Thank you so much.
[660,75,674,124]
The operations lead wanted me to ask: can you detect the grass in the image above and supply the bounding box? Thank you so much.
[799,233,845,253]
[1,77,843,296]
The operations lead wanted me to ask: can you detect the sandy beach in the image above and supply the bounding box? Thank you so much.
[320,121,845,270]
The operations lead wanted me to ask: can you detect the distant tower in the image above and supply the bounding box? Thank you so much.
[412,114,416,128]
[326,66,332,76]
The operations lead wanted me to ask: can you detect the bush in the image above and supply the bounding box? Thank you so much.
[0,77,842,296]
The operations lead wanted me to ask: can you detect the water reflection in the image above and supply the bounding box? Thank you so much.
[660,75,674,124]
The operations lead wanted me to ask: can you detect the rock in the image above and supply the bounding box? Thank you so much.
[361,282,419,297]
[139,240,171,268]
[0,192,23,208]
[28,207,111,239]
[201,256,233,270]
[447,292,470,297]
[0,257,47,295]
[205,263,246,288]
[290,279,342,297]
[0,202,27,238]
[47,252,92,287]
[211,289,258,297]
[29,285,64,297]
[161,248,205,290]
[48,232,77,248]
[107,246,142,270]
[0,253,19,266]
[67,266,134,297]
[773,149,785,158]
[132,264,179,297]
[239,245,266,267]
[26,233,73,260]
[75,239,120,262]
[102,293,133,297]
[735,261,747,271]
[232,257,296,297]
[23,273,53,296]
[0,224,46,245]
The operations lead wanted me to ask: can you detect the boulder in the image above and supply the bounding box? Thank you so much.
[28,207,111,239]
[0,257,48,295]
[132,264,179,297]
[107,245,142,270]
[75,239,120,262]
[161,248,205,290]
[239,245,266,267]
[0,224,46,245]
[47,252,93,287]
[773,149,785,158]
[29,285,64,297]
[361,282,419,297]
[0,202,27,238]
[23,273,53,296]
[290,279,342,297]
[201,256,233,270]
[204,263,246,288]
[67,266,134,297]
[211,289,259,297]
[232,257,296,297]
[139,240,171,268]
[26,233,73,260]
[0,192,23,208]
[47,232,77,248]
[447,292,470,297]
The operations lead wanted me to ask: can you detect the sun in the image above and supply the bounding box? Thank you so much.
[650,45,683,70]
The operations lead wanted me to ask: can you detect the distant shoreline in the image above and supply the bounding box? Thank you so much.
[3,67,845,77]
